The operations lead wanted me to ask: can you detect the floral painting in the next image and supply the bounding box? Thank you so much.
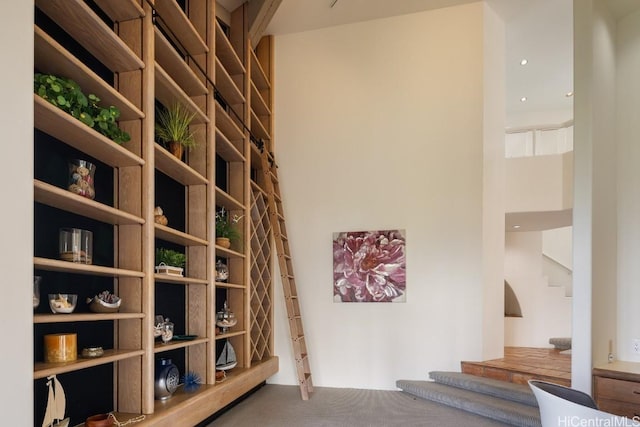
[333,229,406,303]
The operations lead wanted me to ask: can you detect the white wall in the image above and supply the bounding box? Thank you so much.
[615,7,640,362]
[504,232,572,347]
[573,0,618,392]
[543,226,573,269]
[505,152,573,213]
[271,2,504,389]
[0,0,34,422]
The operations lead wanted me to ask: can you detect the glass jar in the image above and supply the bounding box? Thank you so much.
[215,259,229,282]
[161,318,174,344]
[68,159,96,199]
[59,228,93,264]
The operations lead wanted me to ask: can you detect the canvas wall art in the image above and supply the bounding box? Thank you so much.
[333,229,406,303]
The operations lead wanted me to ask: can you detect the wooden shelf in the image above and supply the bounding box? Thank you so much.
[155,64,209,125]
[154,143,208,186]
[215,102,244,144]
[155,274,208,285]
[215,281,245,289]
[34,348,145,379]
[35,0,144,72]
[155,224,208,247]
[216,128,245,163]
[93,0,145,22]
[251,109,270,140]
[250,81,270,118]
[34,95,144,168]
[215,21,244,76]
[34,312,144,324]
[153,337,208,353]
[250,48,270,91]
[154,28,208,97]
[34,27,144,122]
[215,330,245,340]
[34,257,144,278]
[215,186,245,212]
[214,246,245,259]
[127,359,277,426]
[154,0,208,57]
[34,180,144,226]
[216,57,244,106]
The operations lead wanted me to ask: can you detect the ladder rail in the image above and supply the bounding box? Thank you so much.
[260,150,313,400]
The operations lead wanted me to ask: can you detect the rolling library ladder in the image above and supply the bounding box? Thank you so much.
[259,149,314,400]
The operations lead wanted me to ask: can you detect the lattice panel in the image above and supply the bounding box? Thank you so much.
[250,186,273,361]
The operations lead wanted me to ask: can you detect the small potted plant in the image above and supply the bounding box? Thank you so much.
[155,248,186,276]
[215,207,242,249]
[155,103,197,160]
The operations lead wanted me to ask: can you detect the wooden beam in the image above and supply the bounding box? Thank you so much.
[248,0,282,48]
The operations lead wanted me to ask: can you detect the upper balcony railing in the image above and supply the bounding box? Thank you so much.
[505,120,573,158]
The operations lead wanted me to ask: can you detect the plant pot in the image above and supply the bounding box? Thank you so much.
[155,263,184,277]
[216,237,231,249]
[86,413,114,427]
[168,141,183,160]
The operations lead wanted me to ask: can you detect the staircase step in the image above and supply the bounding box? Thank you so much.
[397,380,541,427]
[429,371,538,407]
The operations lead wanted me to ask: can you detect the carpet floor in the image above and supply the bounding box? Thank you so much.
[206,384,510,426]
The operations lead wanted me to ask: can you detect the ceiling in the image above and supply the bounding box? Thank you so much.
[263,0,574,115]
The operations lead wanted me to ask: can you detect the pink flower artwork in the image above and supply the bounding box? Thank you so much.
[333,229,406,303]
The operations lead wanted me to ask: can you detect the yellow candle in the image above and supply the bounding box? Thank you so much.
[44,333,77,363]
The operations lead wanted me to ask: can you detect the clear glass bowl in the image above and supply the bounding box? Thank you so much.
[48,294,78,314]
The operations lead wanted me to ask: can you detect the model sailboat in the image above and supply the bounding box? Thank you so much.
[42,375,70,427]
[215,340,237,371]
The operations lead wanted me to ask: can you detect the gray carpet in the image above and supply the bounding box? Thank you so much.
[207,384,510,426]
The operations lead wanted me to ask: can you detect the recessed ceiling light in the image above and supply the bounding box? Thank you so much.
[512,225,521,229]
[520,97,527,102]
[565,91,574,97]
[520,59,528,65]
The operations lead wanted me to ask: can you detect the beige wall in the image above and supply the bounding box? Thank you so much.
[271,2,504,388]
[0,0,34,422]
[615,7,640,362]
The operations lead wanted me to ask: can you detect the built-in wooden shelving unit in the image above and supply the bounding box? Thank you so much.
[32,1,277,425]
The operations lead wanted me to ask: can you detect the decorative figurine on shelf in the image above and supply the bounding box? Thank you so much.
[216,301,237,334]
[154,206,168,226]
[42,374,70,427]
[215,259,229,283]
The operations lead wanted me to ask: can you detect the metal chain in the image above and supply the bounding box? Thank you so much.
[109,413,146,426]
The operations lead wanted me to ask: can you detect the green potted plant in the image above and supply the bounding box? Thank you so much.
[34,73,130,144]
[215,207,242,249]
[155,248,186,277]
[155,103,197,160]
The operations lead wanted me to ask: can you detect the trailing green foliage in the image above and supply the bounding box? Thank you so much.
[155,103,197,149]
[34,73,130,144]
[155,248,186,269]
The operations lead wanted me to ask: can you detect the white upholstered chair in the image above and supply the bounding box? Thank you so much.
[529,380,636,427]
